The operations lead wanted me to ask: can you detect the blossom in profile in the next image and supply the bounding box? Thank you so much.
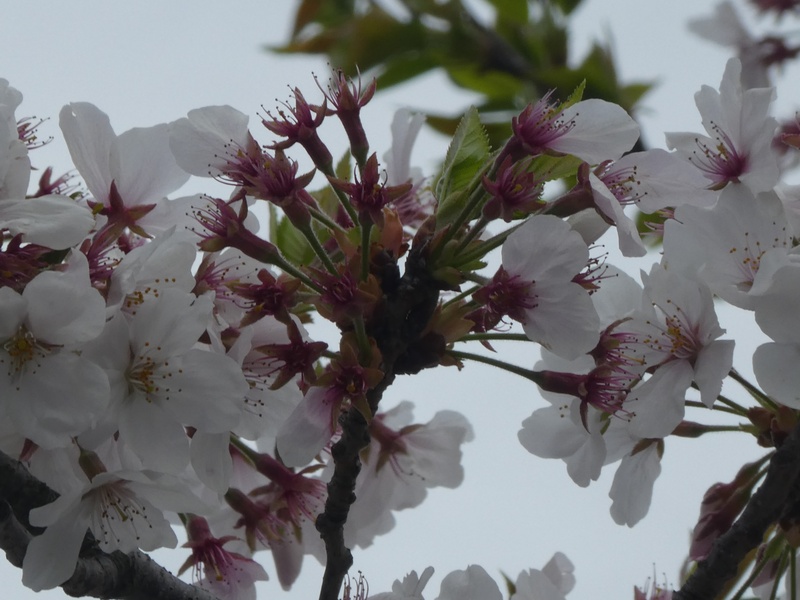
[344,401,473,548]
[512,552,575,600]
[0,83,93,249]
[370,567,435,600]
[276,335,382,467]
[180,515,268,600]
[509,91,639,164]
[689,1,771,89]
[498,214,599,359]
[169,104,250,177]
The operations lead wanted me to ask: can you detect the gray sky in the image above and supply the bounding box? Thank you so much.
[0,1,791,599]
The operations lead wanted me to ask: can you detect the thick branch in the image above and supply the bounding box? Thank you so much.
[316,378,394,600]
[674,422,800,600]
[316,230,445,600]
[0,451,219,600]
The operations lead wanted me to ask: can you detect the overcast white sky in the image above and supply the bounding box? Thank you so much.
[1,1,795,599]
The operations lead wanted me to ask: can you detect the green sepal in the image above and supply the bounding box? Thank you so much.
[527,153,583,182]
[269,205,315,266]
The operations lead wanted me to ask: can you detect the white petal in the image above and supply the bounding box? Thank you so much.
[1,194,94,248]
[169,105,250,177]
[754,262,800,343]
[550,99,639,163]
[22,506,88,591]
[160,349,245,432]
[10,353,110,448]
[269,536,304,590]
[191,431,233,494]
[626,361,693,439]
[540,552,575,595]
[609,443,662,527]
[589,172,646,257]
[0,286,25,340]
[695,340,735,407]
[518,406,585,460]
[436,565,502,600]
[119,398,190,472]
[502,215,588,282]
[24,251,105,344]
[0,139,31,200]
[754,343,800,409]
[130,289,212,356]
[276,388,335,467]
[522,280,599,360]
[59,102,115,202]
[512,569,566,600]
[112,123,189,205]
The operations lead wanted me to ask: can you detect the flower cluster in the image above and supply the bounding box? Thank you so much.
[0,74,474,600]
[3,16,800,597]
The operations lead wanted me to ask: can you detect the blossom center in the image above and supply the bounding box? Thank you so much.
[688,122,748,188]
[2,326,51,378]
[90,484,154,549]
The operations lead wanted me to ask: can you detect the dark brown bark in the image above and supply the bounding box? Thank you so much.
[674,422,800,600]
[316,228,445,600]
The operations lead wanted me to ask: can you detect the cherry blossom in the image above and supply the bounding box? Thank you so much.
[80,289,247,472]
[620,264,734,438]
[499,214,600,359]
[663,184,794,309]
[509,92,640,164]
[512,552,575,600]
[180,515,269,600]
[22,464,207,591]
[689,1,772,89]
[0,84,93,248]
[665,58,779,193]
[344,401,473,548]
[0,251,109,448]
[370,567,435,600]
[59,102,191,235]
[169,105,251,178]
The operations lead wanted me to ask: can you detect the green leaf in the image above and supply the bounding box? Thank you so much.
[562,79,586,109]
[434,107,491,229]
[620,81,655,108]
[377,54,441,90]
[445,65,524,100]
[553,0,585,15]
[487,0,528,22]
[290,0,325,37]
[269,205,316,266]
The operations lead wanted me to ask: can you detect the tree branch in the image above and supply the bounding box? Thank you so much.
[0,450,220,600]
[316,226,446,600]
[674,422,800,600]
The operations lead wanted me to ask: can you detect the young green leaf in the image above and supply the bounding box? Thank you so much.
[434,106,491,229]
